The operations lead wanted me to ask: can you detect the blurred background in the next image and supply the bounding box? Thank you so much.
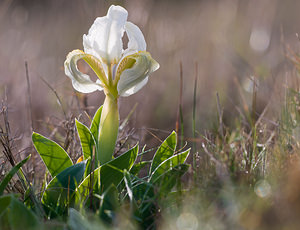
[0,0,300,147]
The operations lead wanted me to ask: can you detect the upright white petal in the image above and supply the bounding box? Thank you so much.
[83,5,128,63]
[64,50,103,93]
[125,22,146,52]
[117,51,159,97]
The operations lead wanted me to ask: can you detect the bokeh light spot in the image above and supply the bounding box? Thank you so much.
[249,28,270,52]
[176,212,198,230]
[254,180,271,198]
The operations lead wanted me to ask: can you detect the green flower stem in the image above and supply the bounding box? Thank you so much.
[97,93,119,165]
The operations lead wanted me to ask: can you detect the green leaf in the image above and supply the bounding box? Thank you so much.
[123,170,134,203]
[90,105,103,142]
[76,119,96,160]
[130,161,150,176]
[132,181,156,227]
[68,208,106,230]
[99,185,119,224]
[32,132,73,178]
[0,155,30,196]
[150,148,190,183]
[76,144,138,202]
[152,164,189,197]
[68,208,89,230]
[42,161,86,213]
[0,195,11,217]
[100,144,138,192]
[0,195,40,230]
[150,131,177,174]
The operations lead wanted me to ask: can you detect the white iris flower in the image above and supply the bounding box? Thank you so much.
[64,5,159,165]
[64,5,159,99]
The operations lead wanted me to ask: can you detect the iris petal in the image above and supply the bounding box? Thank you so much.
[83,5,128,63]
[125,21,146,52]
[120,77,149,97]
[64,50,103,93]
[117,51,159,97]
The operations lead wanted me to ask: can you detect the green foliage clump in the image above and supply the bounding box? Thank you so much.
[0,105,190,229]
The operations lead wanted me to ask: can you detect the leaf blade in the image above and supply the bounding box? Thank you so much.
[0,195,40,229]
[75,144,138,203]
[150,148,190,183]
[150,131,177,174]
[152,164,189,197]
[42,161,86,214]
[90,105,103,142]
[76,119,96,161]
[32,132,73,177]
[0,155,30,196]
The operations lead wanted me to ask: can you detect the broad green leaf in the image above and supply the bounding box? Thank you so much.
[130,161,150,176]
[76,144,138,202]
[150,148,190,182]
[32,132,73,177]
[152,164,189,197]
[0,155,30,196]
[76,119,96,160]
[90,105,103,142]
[100,144,138,192]
[42,161,86,213]
[0,195,11,217]
[150,131,177,174]
[0,195,40,230]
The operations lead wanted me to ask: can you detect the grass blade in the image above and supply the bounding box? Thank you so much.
[0,155,31,196]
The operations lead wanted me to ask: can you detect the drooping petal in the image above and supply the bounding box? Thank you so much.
[124,21,146,52]
[83,5,128,64]
[117,51,159,97]
[64,50,103,93]
[120,77,148,97]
